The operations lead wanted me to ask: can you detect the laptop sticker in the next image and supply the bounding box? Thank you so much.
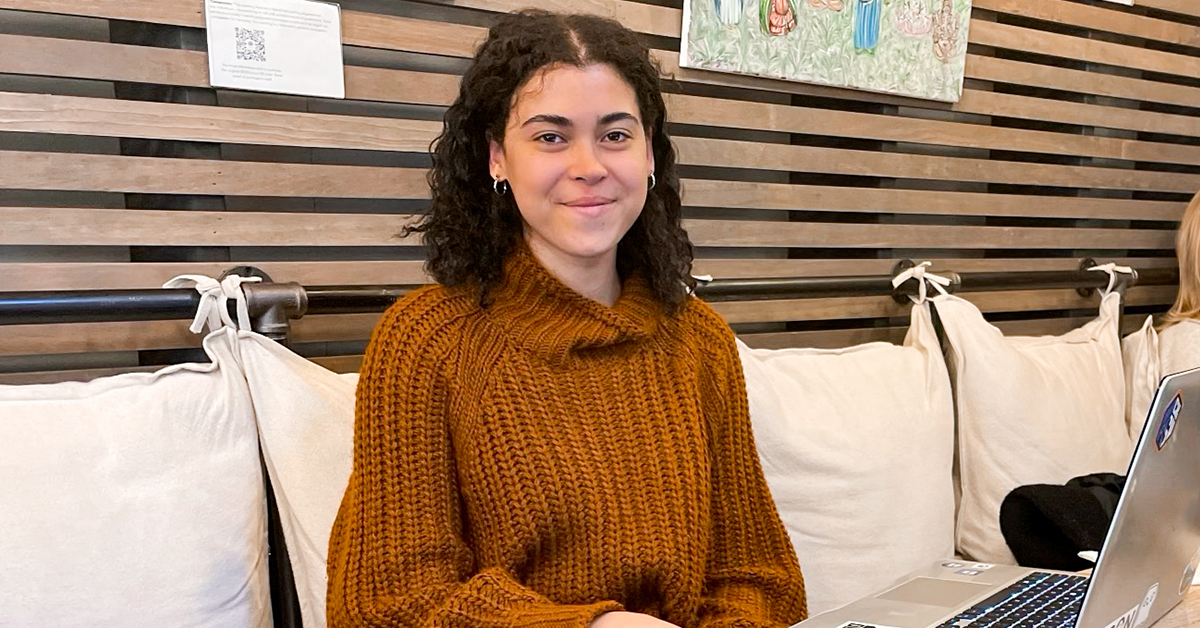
[835,622,902,628]
[956,569,983,576]
[1134,583,1158,628]
[941,562,964,568]
[970,563,993,570]
[1182,545,1200,594]
[1101,604,1140,628]
[1155,391,1182,450]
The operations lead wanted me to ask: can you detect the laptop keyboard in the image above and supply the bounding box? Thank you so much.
[934,572,1089,628]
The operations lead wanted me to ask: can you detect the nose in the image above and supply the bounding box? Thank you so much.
[567,142,607,185]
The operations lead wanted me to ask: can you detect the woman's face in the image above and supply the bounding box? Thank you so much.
[489,63,654,269]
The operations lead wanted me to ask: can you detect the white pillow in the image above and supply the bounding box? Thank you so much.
[1158,319,1200,380]
[1122,316,1160,442]
[934,292,1134,564]
[237,330,357,628]
[0,328,271,628]
[737,303,955,615]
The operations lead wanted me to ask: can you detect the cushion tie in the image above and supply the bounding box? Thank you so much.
[163,274,264,333]
[892,261,952,305]
[220,274,262,332]
[163,275,233,334]
[1086,263,1134,296]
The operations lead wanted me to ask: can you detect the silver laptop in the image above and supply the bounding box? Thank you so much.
[794,366,1200,628]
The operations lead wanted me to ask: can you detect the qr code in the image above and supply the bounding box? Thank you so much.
[235,27,266,62]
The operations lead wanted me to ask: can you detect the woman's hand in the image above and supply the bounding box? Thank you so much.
[589,611,679,628]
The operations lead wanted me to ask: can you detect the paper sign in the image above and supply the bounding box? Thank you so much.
[204,0,345,98]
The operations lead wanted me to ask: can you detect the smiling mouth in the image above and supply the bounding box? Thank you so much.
[564,197,615,208]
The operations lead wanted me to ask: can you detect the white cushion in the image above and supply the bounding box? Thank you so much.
[1122,316,1160,442]
[0,328,271,628]
[1158,319,1200,380]
[934,292,1134,564]
[737,303,955,615]
[237,330,357,628]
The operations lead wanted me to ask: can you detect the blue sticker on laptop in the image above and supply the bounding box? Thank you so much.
[1155,391,1182,451]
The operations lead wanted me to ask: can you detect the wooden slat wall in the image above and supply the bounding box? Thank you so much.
[1,0,1196,383]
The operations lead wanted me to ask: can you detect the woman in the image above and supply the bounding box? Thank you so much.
[1157,190,1200,376]
[326,10,807,628]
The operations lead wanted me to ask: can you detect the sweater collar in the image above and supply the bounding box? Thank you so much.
[484,243,664,363]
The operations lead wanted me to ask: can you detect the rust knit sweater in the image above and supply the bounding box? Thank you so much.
[327,244,807,628]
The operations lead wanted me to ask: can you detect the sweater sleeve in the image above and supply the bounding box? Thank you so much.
[326,296,622,628]
[696,327,808,628]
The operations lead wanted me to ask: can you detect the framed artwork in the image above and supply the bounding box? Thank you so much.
[681,0,974,102]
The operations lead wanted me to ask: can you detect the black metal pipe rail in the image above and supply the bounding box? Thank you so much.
[0,265,1178,327]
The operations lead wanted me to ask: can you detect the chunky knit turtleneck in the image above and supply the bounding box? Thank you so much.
[327,245,807,628]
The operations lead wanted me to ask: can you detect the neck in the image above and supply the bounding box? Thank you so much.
[526,238,622,307]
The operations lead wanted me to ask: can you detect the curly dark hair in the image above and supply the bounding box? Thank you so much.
[407,9,695,313]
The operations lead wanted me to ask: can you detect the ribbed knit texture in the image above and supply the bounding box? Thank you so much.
[327,244,807,628]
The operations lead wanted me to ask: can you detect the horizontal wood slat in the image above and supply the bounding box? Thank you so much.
[0,35,458,107]
[0,154,1192,221]
[1,185,1185,238]
[971,20,1200,80]
[2,206,1175,249]
[973,0,1200,49]
[0,91,442,151]
[2,151,1189,220]
[0,0,203,27]
[0,261,430,291]
[0,151,429,197]
[676,137,1200,193]
[681,180,1186,220]
[956,87,1200,139]
[410,0,681,38]
[667,92,1200,167]
[0,312,382,356]
[684,221,1175,250]
[966,55,1200,111]
[1138,0,1200,19]
[0,207,422,246]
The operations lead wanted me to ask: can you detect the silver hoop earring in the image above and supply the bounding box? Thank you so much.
[648,173,656,190]
[493,178,508,195]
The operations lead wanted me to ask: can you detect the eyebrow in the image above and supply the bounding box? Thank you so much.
[519,111,641,128]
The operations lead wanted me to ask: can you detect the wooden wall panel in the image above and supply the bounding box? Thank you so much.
[0,0,1195,380]
[973,0,1200,47]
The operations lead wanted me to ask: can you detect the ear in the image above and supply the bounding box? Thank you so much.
[645,135,655,175]
[488,137,506,180]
